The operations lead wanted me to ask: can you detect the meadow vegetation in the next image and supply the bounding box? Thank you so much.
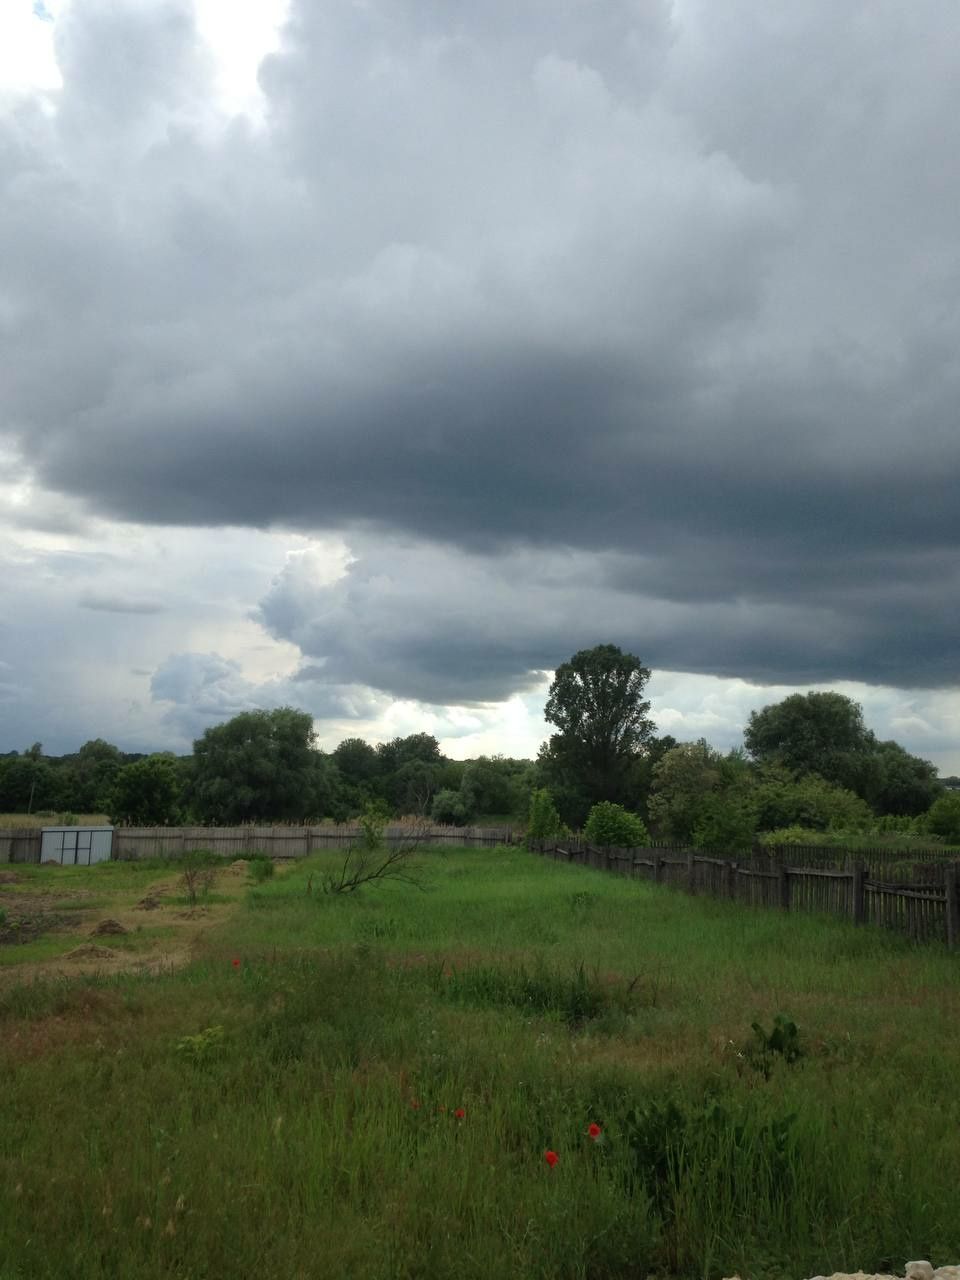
[2,847,959,1279]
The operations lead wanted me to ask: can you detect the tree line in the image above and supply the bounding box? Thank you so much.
[2,643,958,843]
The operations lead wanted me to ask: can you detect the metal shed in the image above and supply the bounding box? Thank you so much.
[40,826,114,866]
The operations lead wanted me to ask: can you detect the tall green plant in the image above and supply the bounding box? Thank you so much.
[526,788,563,846]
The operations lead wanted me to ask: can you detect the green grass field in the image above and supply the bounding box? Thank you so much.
[2,848,959,1280]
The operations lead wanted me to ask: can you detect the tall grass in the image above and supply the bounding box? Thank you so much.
[1,849,959,1279]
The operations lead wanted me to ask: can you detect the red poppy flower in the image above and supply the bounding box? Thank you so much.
[454,1108,465,1119]
[544,1150,559,1168]
[587,1123,602,1140]
[231,958,241,969]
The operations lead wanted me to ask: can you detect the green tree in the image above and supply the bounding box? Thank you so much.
[752,766,875,834]
[459,756,533,820]
[647,741,725,842]
[191,707,337,823]
[110,755,184,826]
[526,788,563,846]
[58,739,123,812]
[743,691,883,800]
[0,754,57,812]
[540,644,654,824]
[859,741,941,816]
[431,788,469,825]
[691,790,759,852]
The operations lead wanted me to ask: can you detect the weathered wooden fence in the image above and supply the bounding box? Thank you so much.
[530,840,960,950]
[0,828,44,865]
[1,823,517,864]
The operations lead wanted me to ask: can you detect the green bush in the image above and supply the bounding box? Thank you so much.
[925,792,960,843]
[584,801,649,848]
[692,790,758,851]
[431,788,469,826]
[526,788,563,846]
[758,826,843,847]
[248,856,275,883]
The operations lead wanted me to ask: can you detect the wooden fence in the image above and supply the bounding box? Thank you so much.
[529,840,960,950]
[0,823,517,864]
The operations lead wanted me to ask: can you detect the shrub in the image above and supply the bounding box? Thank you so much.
[758,826,845,848]
[431,788,469,826]
[925,792,960,843]
[248,856,275,883]
[584,801,649,848]
[747,1014,804,1078]
[691,790,758,851]
[526,788,563,845]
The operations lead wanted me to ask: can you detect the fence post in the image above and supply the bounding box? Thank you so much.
[778,864,790,912]
[725,860,737,901]
[945,865,959,950]
[849,862,866,925]
[653,854,662,885]
[687,853,696,894]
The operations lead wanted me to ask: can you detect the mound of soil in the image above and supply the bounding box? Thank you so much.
[65,944,117,962]
[90,919,128,937]
[135,896,162,911]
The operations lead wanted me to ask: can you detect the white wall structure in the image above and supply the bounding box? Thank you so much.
[40,826,114,866]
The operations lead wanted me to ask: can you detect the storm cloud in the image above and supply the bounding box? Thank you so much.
[2,0,960,751]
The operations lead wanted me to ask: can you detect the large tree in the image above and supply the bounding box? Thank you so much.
[540,644,654,822]
[744,692,940,816]
[191,707,338,823]
[110,754,185,827]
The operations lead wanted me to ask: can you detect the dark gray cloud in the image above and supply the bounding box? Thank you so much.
[3,0,960,706]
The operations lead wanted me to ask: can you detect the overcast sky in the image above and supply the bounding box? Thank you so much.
[2,0,959,769]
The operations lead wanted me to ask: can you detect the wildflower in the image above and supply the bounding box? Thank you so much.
[544,1150,559,1168]
[587,1123,602,1141]
[454,1108,465,1119]
[231,957,241,969]
[410,1100,421,1110]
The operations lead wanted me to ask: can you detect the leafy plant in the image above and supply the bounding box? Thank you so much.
[430,788,469,826]
[526,788,563,846]
[175,1024,226,1066]
[248,856,275,883]
[747,1014,804,1078]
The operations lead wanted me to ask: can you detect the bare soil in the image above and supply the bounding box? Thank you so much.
[0,861,254,986]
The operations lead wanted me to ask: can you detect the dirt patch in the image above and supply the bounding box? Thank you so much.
[0,905,75,946]
[0,871,19,885]
[65,944,118,962]
[90,919,128,937]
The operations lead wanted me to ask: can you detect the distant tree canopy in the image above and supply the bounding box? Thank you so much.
[539,644,654,823]
[110,754,186,827]
[191,707,337,824]
[744,692,940,817]
[1,679,951,839]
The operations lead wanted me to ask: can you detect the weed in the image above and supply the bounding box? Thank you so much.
[748,1014,804,1077]
[175,1024,226,1066]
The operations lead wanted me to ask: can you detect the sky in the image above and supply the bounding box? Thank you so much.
[1,0,959,770]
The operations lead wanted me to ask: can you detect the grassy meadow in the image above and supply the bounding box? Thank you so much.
[2,847,959,1280]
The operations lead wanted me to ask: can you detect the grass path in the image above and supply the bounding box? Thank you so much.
[1,848,959,1279]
